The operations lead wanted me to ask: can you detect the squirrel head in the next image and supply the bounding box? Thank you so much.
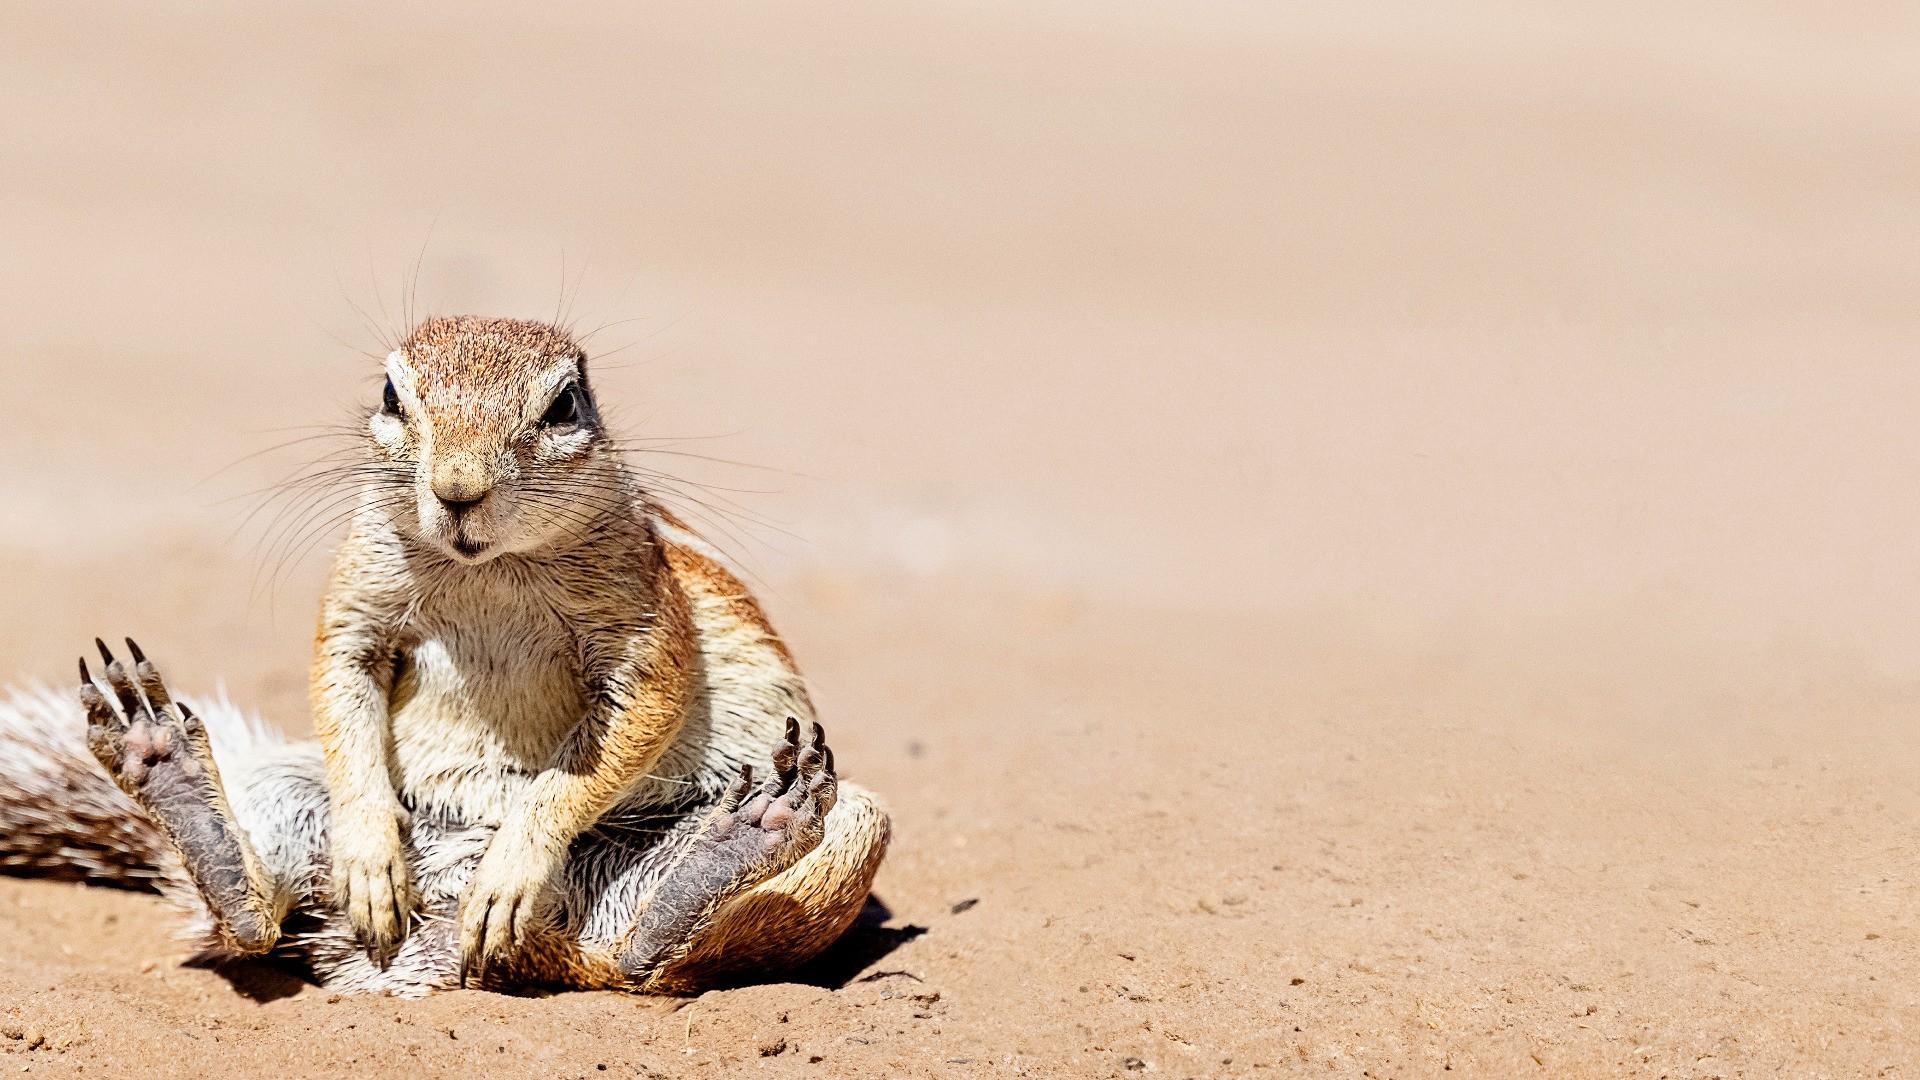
[370,315,617,565]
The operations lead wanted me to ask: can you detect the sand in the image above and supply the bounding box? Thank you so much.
[4,1,1920,1076]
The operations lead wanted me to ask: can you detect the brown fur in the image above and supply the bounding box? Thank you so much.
[659,516,796,667]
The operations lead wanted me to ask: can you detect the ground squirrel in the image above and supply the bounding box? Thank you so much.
[0,315,891,995]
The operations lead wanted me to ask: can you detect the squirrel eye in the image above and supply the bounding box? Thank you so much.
[541,384,581,427]
[381,376,402,416]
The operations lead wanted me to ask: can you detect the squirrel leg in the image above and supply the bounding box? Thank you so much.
[616,719,837,987]
[631,779,890,995]
[78,640,281,955]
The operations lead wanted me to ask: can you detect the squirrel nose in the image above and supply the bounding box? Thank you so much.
[432,478,492,515]
[431,455,494,515]
[437,491,487,516]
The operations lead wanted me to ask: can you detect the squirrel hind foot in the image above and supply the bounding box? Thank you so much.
[617,719,838,985]
[78,640,281,955]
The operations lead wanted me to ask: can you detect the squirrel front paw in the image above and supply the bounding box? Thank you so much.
[330,805,415,967]
[456,828,562,987]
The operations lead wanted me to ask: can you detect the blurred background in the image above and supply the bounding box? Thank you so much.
[4,2,1920,1073]
[6,1,1918,675]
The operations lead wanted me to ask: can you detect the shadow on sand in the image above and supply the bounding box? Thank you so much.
[198,893,926,1001]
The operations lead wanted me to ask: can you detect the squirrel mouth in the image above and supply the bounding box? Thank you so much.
[450,535,491,559]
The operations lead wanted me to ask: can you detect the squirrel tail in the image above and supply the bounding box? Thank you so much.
[0,683,278,890]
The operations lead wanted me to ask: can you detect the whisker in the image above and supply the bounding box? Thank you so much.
[611,443,806,479]
[253,484,391,569]
[251,490,410,604]
[273,495,405,585]
[229,466,408,545]
[406,220,437,340]
[523,471,782,583]
[198,421,368,489]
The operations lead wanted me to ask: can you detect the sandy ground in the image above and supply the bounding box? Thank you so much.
[5,1,1920,1076]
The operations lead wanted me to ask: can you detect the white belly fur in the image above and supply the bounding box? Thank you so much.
[389,575,588,825]
[388,523,815,825]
